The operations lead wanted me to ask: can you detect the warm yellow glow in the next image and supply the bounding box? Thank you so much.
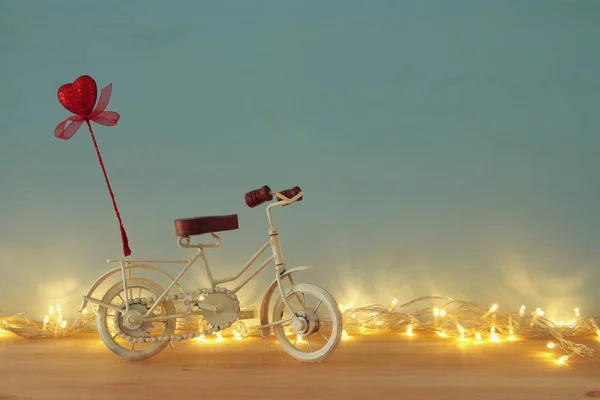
[56,304,62,313]
[57,314,63,323]
[82,308,87,315]
[458,325,465,338]
[556,356,568,365]
[547,342,555,349]
[475,333,482,341]
[519,305,526,316]
[535,308,544,316]
[406,325,413,336]
[391,298,398,307]
[233,331,242,340]
[596,330,600,338]
[439,309,447,317]
[342,329,349,340]
[43,316,49,323]
[574,307,580,317]
[60,320,67,329]
[216,332,223,342]
[490,334,500,342]
[49,306,54,316]
[296,335,303,343]
[508,335,516,341]
[438,330,446,338]
[489,304,498,313]
[433,308,440,317]
[195,334,205,342]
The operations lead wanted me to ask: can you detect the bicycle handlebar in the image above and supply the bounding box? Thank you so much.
[244,185,303,208]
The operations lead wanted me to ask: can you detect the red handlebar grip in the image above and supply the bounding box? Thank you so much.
[245,185,273,208]
[279,186,303,202]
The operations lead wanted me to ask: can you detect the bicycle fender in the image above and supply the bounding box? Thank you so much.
[79,264,185,313]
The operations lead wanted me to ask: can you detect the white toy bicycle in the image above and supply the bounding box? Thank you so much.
[79,185,343,363]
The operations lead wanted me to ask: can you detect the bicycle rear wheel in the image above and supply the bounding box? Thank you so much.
[272,283,343,363]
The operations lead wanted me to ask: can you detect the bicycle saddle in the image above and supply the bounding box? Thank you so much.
[174,214,239,237]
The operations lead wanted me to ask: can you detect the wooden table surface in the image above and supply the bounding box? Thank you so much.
[0,331,598,400]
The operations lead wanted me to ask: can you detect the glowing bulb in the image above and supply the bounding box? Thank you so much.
[233,331,242,340]
[490,334,500,342]
[216,332,223,342]
[574,307,580,317]
[458,325,465,338]
[596,330,600,338]
[196,334,205,342]
[42,316,49,331]
[199,295,205,301]
[296,335,303,343]
[439,309,447,317]
[56,304,62,313]
[556,356,568,365]
[475,333,482,341]
[433,308,440,317]
[535,308,544,316]
[391,298,398,307]
[406,325,413,336]
[438,330,446,338]
[489,304,498,313]
[60,320,67,329]
[490,327,496,334]
[342,330,349,340]
[82,308,87,315]
[57,314,63,323]
[339,304,346,312]
[519,305,526,316]
[49,306,54,316]
[547,342,555,349]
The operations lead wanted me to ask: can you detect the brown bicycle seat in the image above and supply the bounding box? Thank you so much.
[174,214,239,237]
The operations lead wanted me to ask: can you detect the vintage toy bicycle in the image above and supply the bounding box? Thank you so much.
[79,185,343,363]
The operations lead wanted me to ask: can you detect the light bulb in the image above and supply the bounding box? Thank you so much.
[296,335,303,343]
[60,320,67,329]
[342,330,349,340]
[547,342,555,349]
[391,298,398,307]
[439,309,447,317]
[489,304,498,313]
[475,333,482,341]
[196,334,205,342]
[433,308,440,317]
[49,306,54,316]
[406,326,413,336]
[556,356,568,365]
[519,305,526,316]
[56,304,62,313]
[233,331,242,340]
[438,330,446,338]
[458,325,465,338]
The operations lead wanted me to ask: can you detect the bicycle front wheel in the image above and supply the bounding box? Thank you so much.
[272,283,343,363]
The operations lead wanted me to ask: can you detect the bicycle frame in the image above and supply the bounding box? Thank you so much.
[81,191,305,323]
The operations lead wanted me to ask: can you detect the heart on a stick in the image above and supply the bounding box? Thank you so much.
[57,75,98,117]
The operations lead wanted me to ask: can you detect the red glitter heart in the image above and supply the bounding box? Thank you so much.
[57,75,98,117]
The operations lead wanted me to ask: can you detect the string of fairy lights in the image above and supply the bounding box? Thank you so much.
[0,296,598,365]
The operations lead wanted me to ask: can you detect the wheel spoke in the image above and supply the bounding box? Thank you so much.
[317,330,328,341]
[314,299,323,313]
[306,336,313,352]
